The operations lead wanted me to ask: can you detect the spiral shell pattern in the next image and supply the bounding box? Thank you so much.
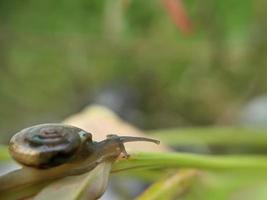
[9,124,92,168]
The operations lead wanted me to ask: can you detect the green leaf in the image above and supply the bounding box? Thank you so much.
[177,171,267,200]
[136,169,197,200]
[0,146,9,161]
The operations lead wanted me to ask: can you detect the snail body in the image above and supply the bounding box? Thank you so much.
[1,123,159,192]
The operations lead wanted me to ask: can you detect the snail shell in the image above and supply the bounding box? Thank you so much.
[9,124,92,168]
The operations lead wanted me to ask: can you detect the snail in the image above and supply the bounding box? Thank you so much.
[0,123,160,193]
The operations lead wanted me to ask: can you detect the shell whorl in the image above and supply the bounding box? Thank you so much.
[9,124,92,168]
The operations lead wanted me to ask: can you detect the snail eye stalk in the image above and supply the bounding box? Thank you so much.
[102,134,160,158]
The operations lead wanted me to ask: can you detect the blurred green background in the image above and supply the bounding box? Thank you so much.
[0,0,266,142]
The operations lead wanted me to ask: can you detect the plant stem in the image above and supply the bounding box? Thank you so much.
[112,152,267,172]
[147,127,267,148]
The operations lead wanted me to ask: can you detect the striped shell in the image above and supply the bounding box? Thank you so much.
[9,124,92,168]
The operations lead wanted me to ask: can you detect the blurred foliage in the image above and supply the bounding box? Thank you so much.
[0,0,266,141]
[1,1,267,199]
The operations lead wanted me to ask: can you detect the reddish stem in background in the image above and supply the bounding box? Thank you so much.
[162,0,193,34]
